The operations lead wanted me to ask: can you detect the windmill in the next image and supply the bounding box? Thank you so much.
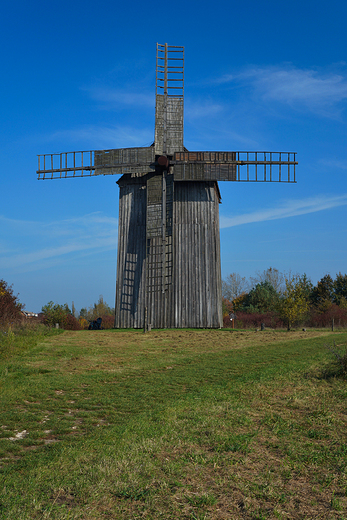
[37,43,297,330]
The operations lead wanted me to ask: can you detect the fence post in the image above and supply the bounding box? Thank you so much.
[144,307,147,333]
[332,318,334,332]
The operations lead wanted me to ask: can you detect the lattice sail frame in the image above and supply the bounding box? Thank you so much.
[37,148,297,183]
[37,44,297,183]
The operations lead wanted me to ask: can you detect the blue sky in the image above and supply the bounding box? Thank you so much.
[1,0,347,313]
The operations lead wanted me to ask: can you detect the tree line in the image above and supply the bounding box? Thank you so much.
[0,282,115,330]
[41,295,115,329]
[222,268,347,329]
[2,270,347,331]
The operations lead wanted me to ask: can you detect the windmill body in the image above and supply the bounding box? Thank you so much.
[37,43,297,329]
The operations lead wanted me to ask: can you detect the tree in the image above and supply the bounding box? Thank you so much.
[222,297,233,316]
[85,295,114,320]
[310,274,335,310]
[279,274,310,330]
[222,273,249,302]
[0,279,23,327]
[296,272,313,301]
[250,267,285,294]
[334,272,347,306]
[41,301,81,329]
[232,293,248,312]
[41,301,70,328]
[242,281,280,314]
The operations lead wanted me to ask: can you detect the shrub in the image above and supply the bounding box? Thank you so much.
[223,311,284,329]
[309,304,347,328]
[64,314,82,330]
[98,315,114,329]
[43,302,71,328]
[325,342,347,377]
[79,318,89,330]
[0,280,23,328]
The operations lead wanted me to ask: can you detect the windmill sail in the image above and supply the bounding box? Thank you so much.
[155,43,184,155]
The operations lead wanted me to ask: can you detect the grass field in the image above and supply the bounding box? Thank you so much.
[1,327,347,519]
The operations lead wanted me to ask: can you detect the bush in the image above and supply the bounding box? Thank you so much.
[324,342,347,378]
[41,301,75,329]
[223,311,284,329]
[79,318,89,330]
[100,315,114,329]
[0,280,23,328]
[309,304,347,328]
[64,314,82,330]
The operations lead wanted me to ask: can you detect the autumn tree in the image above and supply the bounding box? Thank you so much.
[85,295,114,321]
[222,298,233,316]
[280,274,310,330]
[232,293,248,312]
[0,279,23,327]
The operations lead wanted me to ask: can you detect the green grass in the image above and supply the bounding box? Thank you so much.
[0,327,347,518]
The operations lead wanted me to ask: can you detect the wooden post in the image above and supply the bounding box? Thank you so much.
[144,307,147,333]
[332,318,334,332]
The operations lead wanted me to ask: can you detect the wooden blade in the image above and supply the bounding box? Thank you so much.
[94,146,155,176]
[173,151,297,183]
[155,43,184,156]
[37,147,155,179]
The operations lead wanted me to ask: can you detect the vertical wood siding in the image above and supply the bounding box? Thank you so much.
[115,175,222,329]
[172,181,222,328]
[115,176,146,328]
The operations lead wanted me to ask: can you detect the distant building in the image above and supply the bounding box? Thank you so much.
[21,311,39,319]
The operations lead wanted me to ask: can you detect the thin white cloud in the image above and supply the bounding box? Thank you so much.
[185,98,223,119]
[0,212,118,272]
[220,194,347,228]
[0,239,115,270]
[319,158,347,170]
[216,65,347,117]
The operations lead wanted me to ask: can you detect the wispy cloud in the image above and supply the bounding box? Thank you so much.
[220,194,347,228]
[185,98,223,119]
[0,212,118,272]
[216,65,347,117]
[319,158,347,170]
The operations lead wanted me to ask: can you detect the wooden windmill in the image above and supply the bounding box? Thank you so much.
[37,43,297,330]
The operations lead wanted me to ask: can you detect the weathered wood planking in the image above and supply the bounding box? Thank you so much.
[172,181,222,328]
[115,174,222,329]
[155,96,184,155]
[115,176,147,329]
[94,147,155,176]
